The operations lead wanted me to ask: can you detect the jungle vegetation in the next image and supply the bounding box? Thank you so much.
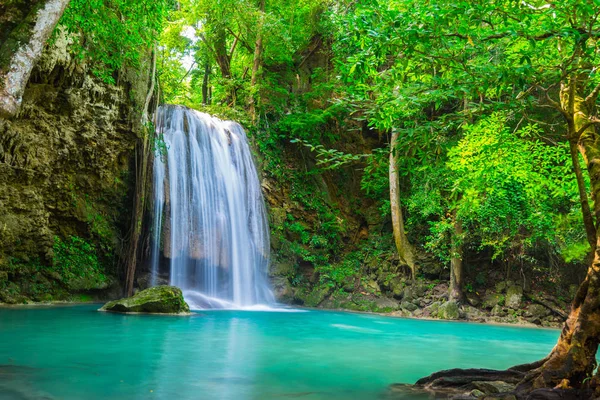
[3,0,600,395]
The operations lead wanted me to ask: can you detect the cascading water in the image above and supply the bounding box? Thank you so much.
[150,105,274,309]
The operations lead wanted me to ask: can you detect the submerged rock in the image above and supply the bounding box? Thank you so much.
[99,286,190,315]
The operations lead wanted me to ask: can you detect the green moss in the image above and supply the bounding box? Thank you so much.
[52,236,108,291]
[100,286,190,315]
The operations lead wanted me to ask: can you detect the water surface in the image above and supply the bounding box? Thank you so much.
[0,305,558,399]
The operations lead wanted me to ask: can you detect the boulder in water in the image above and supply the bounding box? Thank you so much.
[99,286,190,315]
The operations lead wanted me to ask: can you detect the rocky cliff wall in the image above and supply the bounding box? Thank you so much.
[0,32,153,303]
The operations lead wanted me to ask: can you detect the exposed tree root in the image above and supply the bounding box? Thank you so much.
[391,358,596,400]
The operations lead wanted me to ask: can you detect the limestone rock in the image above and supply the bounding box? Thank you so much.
[491,305,507,317]
[505,285,522,309]
[366,280,381,294]
[374,296,399,311]
[483,293,503,309]
[99,286,190,315]
[438,301,460,320]
[427,301,442,315]
[465,292,481,307]
[400,301,418,312]
[526,304,550,319]
[495,281,508,293]
[302,285,331,307]
[402,282,427,302]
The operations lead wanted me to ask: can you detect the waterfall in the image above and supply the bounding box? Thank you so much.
[150,105,274,309]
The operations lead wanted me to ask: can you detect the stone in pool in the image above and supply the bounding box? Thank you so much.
[100,286,190,315]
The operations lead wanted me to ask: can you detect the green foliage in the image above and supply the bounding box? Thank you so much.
[291,138,367,170]
[361,148,389,199]
[50,0,599,301]
[59,0,171,83]
[446,114,576,260]
[52,236,106,285]
[316,251,361,291]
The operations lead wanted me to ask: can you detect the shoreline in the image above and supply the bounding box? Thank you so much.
[0,299,562,329]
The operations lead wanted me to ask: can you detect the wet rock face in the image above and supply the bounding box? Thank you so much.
[100,286,190,315]
[0,29,153,302]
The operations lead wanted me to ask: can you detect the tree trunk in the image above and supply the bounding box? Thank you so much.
[202,62,210,105]
[248,0,265,123]
[517,81,600,393]
[124,49,157,296]
[569,139,596,250]
[0,0,70,118]
[211,26,235,105]
[389,130,417,279]
[449,212,464,302]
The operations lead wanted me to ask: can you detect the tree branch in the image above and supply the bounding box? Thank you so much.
[575,117,600,138]
[585,82,600,105]
[538,85,571,122]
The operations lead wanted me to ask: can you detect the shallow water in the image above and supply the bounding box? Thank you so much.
[0,305,558,400]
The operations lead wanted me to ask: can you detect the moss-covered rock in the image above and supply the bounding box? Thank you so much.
[437,301,460,320]
[299,285,332,307]
[400,300,418,312]
[99,286,190,315]
[526,304,550,320]
[505,285,523,309]
[482,293,503,309]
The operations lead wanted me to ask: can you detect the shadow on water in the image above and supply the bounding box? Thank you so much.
[0,364,53,400]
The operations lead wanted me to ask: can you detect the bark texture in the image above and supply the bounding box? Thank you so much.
[124,48,157,296]
[389,130,417,279]
[514,80,600,393]
[0,0,70,118]
[569,139,596,250]
[449,214,464,302]
[248,0,265,122]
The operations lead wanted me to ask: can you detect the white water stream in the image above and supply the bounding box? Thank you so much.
[150,105,274,309]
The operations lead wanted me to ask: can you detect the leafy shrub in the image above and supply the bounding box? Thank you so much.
[52,236,106,287]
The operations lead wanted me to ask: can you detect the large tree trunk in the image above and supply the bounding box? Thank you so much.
[449,212,464,302]
[0,0,70,118]
[389,130,417,279]
[516,81,600,393]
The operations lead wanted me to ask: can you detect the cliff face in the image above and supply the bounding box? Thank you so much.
[0,32,153,303]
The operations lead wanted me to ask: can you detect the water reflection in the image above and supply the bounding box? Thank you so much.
[0,306,560,400]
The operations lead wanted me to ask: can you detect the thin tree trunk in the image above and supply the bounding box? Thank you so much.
[389,130,417,279]
[202,62,210,105]
[517,80,600,392]
[569,139,596,250]
[0,0,70,118]
[124,48,157,296]
[449,212,464,302]
[248,0,265,122]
